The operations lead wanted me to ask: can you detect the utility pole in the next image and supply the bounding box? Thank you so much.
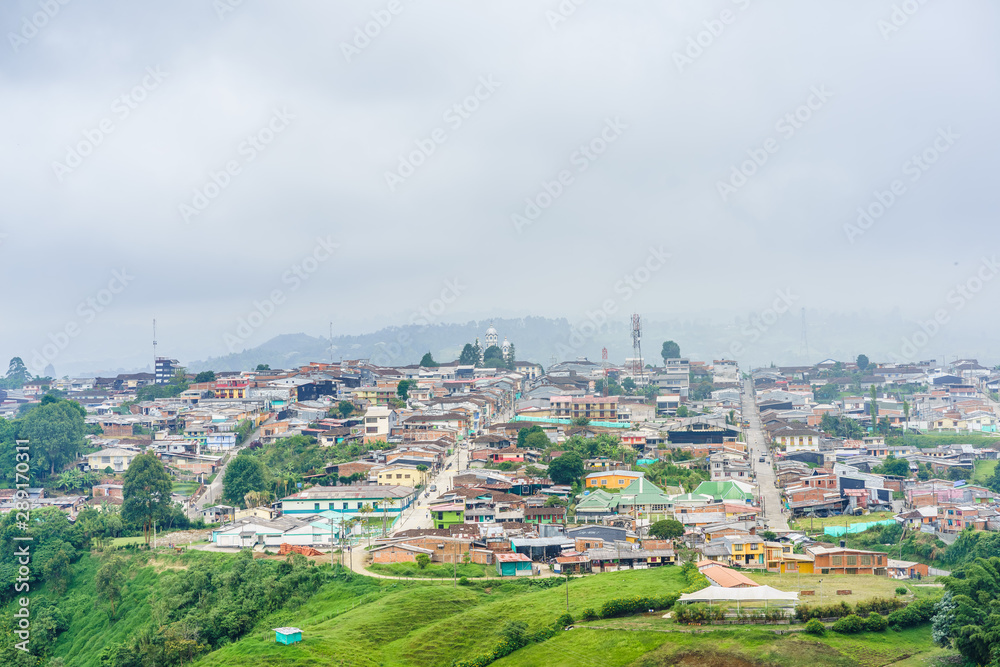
[565,573,570,611]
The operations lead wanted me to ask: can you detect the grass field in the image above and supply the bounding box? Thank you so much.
[195,567,690,667]
[368,562,489,578]
[746,572,937,607]
[973,459,998,484]
[789,511,896,533]
[492,625,953,667]
[172,481,200,497]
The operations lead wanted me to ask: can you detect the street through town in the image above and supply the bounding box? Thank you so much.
[742,375,789,531]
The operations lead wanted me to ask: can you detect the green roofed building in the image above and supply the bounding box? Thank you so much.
[574,489,619,523]
[618,477,675,522]
[692,480,755,503]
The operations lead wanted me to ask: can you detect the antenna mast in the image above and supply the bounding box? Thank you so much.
[152,318,157,375]
[631,314,643,386]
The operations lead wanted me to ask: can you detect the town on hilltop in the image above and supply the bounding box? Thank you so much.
[5,342,1000,664]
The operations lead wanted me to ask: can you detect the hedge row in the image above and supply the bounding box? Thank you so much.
[794,596,905,622]
[598,593,679,619]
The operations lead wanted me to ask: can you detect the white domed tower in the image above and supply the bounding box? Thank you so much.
[485,322,499,350]
[501,336,511,356]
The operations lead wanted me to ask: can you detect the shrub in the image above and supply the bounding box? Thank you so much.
[599,593,678,619]
[855,597,905,616]
[804,618,826,635]
[458,576,470,586]
[832,614,866,634]
[555,613,574,628]
[895,586,908,596]
[795,601,853,622]
[865,611,888,632]
[581,608,598,621]
[887,596,940,630]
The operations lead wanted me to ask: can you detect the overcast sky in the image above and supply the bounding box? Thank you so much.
[2,0,998,375]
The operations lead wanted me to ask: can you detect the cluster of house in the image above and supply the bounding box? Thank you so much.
[752,358,1000,437]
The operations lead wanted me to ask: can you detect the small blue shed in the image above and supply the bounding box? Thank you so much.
[274,627,302,645]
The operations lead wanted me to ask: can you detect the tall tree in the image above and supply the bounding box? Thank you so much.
[647,519,685,540]
[505,343,516,369]
[419,352,439,367]
[870,385,879,424]
[482,345,505,368]
[194,370,216,383]
[856,354,870,370]
[660,341,681,362]
[6,356,31,384]
[396,379,416,401]
[458,343,478,366]
[222,455,267,507]
[547,453,585,486]
[19,397,86,477]
[121,454,173,545]
[255,364,270,371]
[95,556,127,620]
[336,400,355,419]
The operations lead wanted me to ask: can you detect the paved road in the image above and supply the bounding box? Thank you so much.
[741,376,789,531]
[391,444,465,534]
[189,418,271,516]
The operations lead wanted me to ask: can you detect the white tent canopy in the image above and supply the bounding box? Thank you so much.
[678,585,799,604]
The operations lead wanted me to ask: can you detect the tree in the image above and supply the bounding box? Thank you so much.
[647,519,685,540]
[95,556,127,620]
[815,383,840,402]
[194,370,216,383]
[122,454,173,545]
[675,406,689,418]
[396,379,415,401]
[856,354,870,371]
[661,341,680,362]
[874,455,910,477]
[523,431,550,450]
[903,399,910,430]
[504,343,516,369]
[571,417,590,427]
[415,553,430,569]
[255,364,270,371]
[869,385,879,425]
[482,345,505,368]
[458,343,478,366]
[517,425,544,447]
[336,401,355,419]
[761,530,778,541]
[223,455,267,507]
[419,352,439,367]
[622,377,637,394]
[6,356,31,384]
[19,397,86,477]
[547,453,585,486]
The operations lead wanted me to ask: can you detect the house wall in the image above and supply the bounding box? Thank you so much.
[372,546,421,564]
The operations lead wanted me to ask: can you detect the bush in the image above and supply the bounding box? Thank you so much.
[832,614,866,634]
[581,608,598,622]
[887,596,939,630]
[805,618,826,635]
[458,576,470,586]
[895,586,908,595]
[599,593,678,619]
[855,597,906,616]
[865,611,888,632]
[795,601,853,622]
[555,613,574,628]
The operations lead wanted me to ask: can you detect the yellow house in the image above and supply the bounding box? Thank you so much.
[584,470,644,490]
[376,465,429,488]
[87,448,141,473]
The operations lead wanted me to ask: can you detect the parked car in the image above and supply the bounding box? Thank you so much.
[429,484,437,491]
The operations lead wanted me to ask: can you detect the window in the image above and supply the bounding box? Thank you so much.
[847,555,857,566]
[733,544,743,552]
[861,555,871,566]
[831,555,842,566]
[329,503,334,510]
[314,503,320,511]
